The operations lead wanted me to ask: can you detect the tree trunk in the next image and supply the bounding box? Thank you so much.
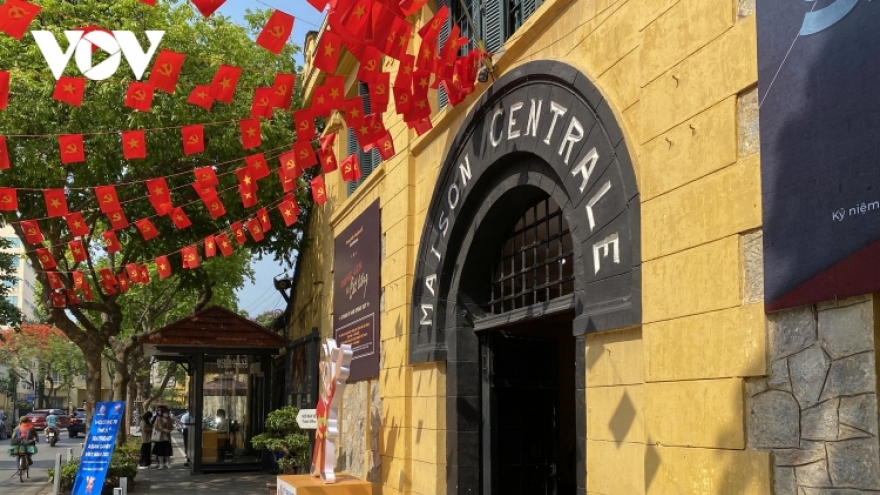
[83,349,102,424]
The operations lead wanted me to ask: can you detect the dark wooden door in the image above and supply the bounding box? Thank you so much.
[481,332,558,495]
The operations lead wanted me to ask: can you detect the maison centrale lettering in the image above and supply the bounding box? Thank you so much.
[418,96,622,328]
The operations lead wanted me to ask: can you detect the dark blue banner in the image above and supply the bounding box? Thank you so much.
[72,401,125,495]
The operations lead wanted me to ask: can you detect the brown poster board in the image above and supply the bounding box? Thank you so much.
[333,200,381,382]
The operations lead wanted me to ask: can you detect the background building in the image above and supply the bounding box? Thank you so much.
[1,224,37,323]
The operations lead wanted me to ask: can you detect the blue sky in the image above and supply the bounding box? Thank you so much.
[216,0,325,318]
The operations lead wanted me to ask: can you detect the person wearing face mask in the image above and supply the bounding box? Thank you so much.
[151,407,174,469]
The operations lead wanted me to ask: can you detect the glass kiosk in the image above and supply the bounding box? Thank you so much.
[140,306,285,474]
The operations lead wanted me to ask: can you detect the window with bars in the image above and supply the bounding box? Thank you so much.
[438,0,544,109]
[489,197,574,314]
[347,82,382,196]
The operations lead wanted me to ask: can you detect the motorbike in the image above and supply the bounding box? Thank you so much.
[45,426,58,447]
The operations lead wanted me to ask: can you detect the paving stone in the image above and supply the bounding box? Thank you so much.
[818,302,875,359]
[795,459,831,487]
[826,437,880,490]
[742,229,763,303]
[748,390,800,449]
[774,446,827,467]
[774,466,797,495]
[768,357,792,391]
[838,424,873,440]
[789,346,830,408]
[745,376,769,397]
[801,488,866,495]
[820,352,877,402]
[801,399,839,442]
[768,307,817,359]
[839,393,879,436]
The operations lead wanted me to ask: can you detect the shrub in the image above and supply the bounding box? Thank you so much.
[251,406,310,473]
[48,443,138,495]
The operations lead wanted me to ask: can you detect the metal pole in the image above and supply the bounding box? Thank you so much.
[53,453,62,495]
[80,443,85,457]
[67,447,74,462]
[119,476,128,495]
[113,488,122,495]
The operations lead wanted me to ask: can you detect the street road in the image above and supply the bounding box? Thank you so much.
[0,429,84,495]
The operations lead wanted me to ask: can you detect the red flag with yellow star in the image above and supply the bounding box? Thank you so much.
[246,152,269,180]
[170,207,192,229]
[191,0,226,18]
[343,0,371,38]
[343,97,365,126]
[210,65,241,103]
[46,271,64,290]
[67,289,80,306]
[325,75,345,110]
[135,218,159,241]
[59,134,85,164]
[20,219,42,244]
[44,189,68,217]
[146,177,171,215]
[216,233,233,256]
[51,292,67,308]
[182,124,204,155]
[148,49,186,94]
[314,30,342,74]
[187,84,214,111]
[0,71,8,110]
[125,82,154,111]
[0,187,16,211]
[204,234,217,258]
[257,207,271,232]
[280,200,299,226]
[240,118,261,149]
[117,273,130,293]
[256,10,294,54]
[156,255,171,279]
[69,240,86,263]
[53,76,86,106]
[66,213,89,236]
[102,230,121,253]
[0,0,42,40]
[311,175,327,205]
[36,248,56,269]
[121,130,147,160]
[319,148,338,174]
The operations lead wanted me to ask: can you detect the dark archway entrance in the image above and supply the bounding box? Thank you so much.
[410,61,641,494]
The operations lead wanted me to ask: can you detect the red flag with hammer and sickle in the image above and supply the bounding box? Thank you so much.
[36,248,56,269]
[102,230,121,253]
[0,187,16,211]
[271,73,295,109]
[20,219,42,244]
[135,218,159,241]
[311,175,327,206]
[0,0,41,40]
[340,153,361,183]
[147,49,185,94]
[59,134,85,164]
[256,10,294,55]
[181,245,200,269]
[190,0,227,18]
[294,109,316,142]
[278,150,300,180]
[0,136,9,170]
[231,221,247,245]
[125,82,154,111]
[94,185,121,214]
[72,270,86,290]
[250,87,274,119]
[294,140,317,170]
[278,167,296,193]
[182,124,204,155]
[0,71,8,111]
[194,166,218,188]
[106,208,129,230]
[245,218,264,242]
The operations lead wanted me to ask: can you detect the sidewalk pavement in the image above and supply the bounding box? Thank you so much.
[37,434,277,494]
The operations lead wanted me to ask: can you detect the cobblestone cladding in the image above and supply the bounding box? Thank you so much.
[746,296,880,494]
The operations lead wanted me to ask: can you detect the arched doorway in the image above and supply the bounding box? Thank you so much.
[410,61,641,494]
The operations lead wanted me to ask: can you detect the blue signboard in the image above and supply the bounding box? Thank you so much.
[72,401,125,495]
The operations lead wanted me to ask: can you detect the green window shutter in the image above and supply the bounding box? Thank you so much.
[437,0,451,110]
[522,0,541,23]
[483,0,505,53]
[347,126,358,196]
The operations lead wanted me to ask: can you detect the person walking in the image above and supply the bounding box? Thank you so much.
[137,412,154,470]
[151,406,174,469]
[178,408,191,466]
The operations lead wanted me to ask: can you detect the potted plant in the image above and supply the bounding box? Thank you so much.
[251,406,310,476]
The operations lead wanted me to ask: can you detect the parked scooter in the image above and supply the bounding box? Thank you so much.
[45,426,59,447]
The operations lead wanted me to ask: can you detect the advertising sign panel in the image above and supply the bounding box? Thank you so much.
[333,200,381,381]
[758,1,880,311]
[72,401,125,495]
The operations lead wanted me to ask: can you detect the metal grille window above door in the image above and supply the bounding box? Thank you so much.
[489,197,574,314]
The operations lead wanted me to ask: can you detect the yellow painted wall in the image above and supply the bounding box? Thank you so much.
[289,0,772,493]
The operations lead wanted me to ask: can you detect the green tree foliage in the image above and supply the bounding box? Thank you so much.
[0,0,311,417]
[251,406,310,472]
[0,237,23,327]
[253,308,282,328]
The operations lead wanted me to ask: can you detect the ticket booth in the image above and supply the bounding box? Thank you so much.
[141,306,285,474]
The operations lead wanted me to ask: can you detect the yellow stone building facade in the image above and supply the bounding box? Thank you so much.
[285,0,880,494]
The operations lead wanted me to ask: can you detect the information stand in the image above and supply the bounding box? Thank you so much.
[72,401,125,495]
[276,473,375,495]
